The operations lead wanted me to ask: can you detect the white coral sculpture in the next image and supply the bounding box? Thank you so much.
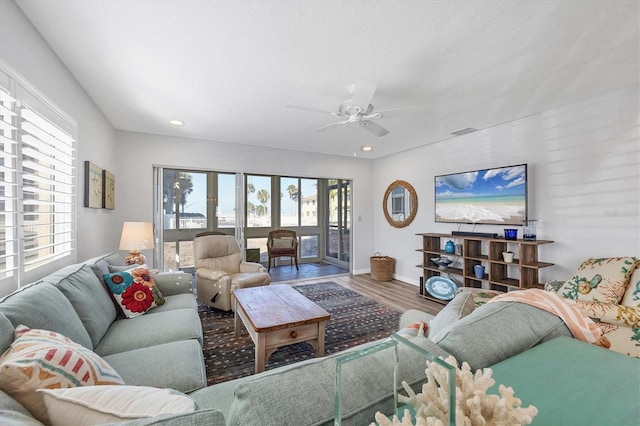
[371,355,538,426]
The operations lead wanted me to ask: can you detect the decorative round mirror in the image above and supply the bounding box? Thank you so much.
[383,180,418,228]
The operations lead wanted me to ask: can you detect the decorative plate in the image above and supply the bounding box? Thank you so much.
[425,276,457,301]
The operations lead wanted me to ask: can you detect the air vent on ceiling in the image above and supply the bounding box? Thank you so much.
[450,127,477,136]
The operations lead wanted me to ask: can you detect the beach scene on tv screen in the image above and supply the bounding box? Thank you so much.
[435,165,527,225]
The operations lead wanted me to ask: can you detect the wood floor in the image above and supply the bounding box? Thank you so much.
[187,262,445,317]
[278,273,445,317]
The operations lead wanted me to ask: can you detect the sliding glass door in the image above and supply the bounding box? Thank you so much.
[325,179,350,267]
[157,168,237,271]
[244,175,323,265]
[154,167,350,272]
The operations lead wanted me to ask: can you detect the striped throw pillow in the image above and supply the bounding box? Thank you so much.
[0,325,124,424]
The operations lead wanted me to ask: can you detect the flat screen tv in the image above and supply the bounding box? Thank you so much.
[435,164,528,225]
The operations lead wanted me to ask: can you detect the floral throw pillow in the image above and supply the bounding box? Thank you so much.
[558,257,637,304]
[103,267,165,318]
[620,262,640,308]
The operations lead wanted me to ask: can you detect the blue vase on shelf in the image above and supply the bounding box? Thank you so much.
[445,240,455,254]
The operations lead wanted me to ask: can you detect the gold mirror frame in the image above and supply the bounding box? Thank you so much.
[383,180,418,228]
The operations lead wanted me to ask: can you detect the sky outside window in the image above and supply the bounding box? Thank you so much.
[173,173,317,227]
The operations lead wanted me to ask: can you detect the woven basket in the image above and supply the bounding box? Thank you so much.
[370,253,395,281]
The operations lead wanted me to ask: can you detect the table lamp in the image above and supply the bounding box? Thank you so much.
[119,221,154,265]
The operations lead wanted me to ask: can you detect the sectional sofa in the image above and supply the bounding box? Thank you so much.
[1,254,638,425]
[0,253,206,424]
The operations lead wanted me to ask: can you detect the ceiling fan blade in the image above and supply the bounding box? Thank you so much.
[350,80,377,111]
[361,120,389,137]
[313,121,347,132]
[285,104,334,115]
[373,105,429,118]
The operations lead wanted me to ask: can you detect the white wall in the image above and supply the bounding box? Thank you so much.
[0,0,118,281]
[114,131,376,272]
[374,89,640,286]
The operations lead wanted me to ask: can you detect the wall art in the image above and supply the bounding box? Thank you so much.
[84,161,103,208]
[103,169,115,209]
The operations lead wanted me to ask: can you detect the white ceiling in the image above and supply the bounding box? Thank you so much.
[15,0,640,159]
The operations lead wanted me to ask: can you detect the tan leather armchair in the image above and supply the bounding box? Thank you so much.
[194,235,270,311]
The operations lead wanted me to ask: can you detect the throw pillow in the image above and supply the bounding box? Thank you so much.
[38,385,196,425]
[126,266,165,305]
[103,266,165,318]
[433,302,572,371]
[0,325,124,424]
[558,257,637,304]
[397,321,428,338]
[428,288,497,340]
[113,265,164,301]
[620,261,640,308]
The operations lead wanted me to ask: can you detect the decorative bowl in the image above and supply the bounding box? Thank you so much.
[431,257,453,270]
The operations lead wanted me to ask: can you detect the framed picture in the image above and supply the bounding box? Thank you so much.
[84,161,103,208]
[103,169,115,209]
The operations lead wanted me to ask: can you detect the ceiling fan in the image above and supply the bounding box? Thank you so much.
[286,80,427,137]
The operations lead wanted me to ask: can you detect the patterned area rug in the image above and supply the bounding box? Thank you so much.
[198,281,401,385]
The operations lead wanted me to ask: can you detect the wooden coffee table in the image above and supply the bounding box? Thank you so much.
[234,284,331,373]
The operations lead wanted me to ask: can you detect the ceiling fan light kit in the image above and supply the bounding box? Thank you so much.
[287,80,426,138]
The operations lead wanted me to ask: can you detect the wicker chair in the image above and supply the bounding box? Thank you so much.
[267,230,299,272]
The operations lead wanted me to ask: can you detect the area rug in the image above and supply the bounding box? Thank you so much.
[198,281,401,385]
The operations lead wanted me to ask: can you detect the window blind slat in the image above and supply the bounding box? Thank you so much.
[0,196,19,203]
[0,103,16,118]
[21,172,67,186]
[1,134,18,146]
[22,146,73,171]
[22,133,74,160]
[24,251,73,268]
[0,153,18,164]
[24,242,73,258]
[24,233,73,246]
[0,120,17,133]
[22,221,73,229]
[23,213,72,220]
[21,107,74,145]
[0,253,19,263]
[22,181,73,194]
[23,199,73,207]
[0,89,17,104]
[22,160,74,181]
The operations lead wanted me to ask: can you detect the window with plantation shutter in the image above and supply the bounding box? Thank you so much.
[0,65,77,296]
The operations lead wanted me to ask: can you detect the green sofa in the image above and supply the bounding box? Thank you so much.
[184,288,578,425]
[0,253,207,424]
[2,256,637,425]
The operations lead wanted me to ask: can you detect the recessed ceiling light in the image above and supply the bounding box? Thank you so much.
[361,146,373,152]
[169,119,184,126]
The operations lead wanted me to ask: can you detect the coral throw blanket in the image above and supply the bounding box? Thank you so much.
[487,289,603,345]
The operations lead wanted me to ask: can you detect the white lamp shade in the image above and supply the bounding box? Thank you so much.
[119,222,154,250]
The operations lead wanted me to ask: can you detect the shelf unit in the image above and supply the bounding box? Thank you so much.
[416,233,554,304]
